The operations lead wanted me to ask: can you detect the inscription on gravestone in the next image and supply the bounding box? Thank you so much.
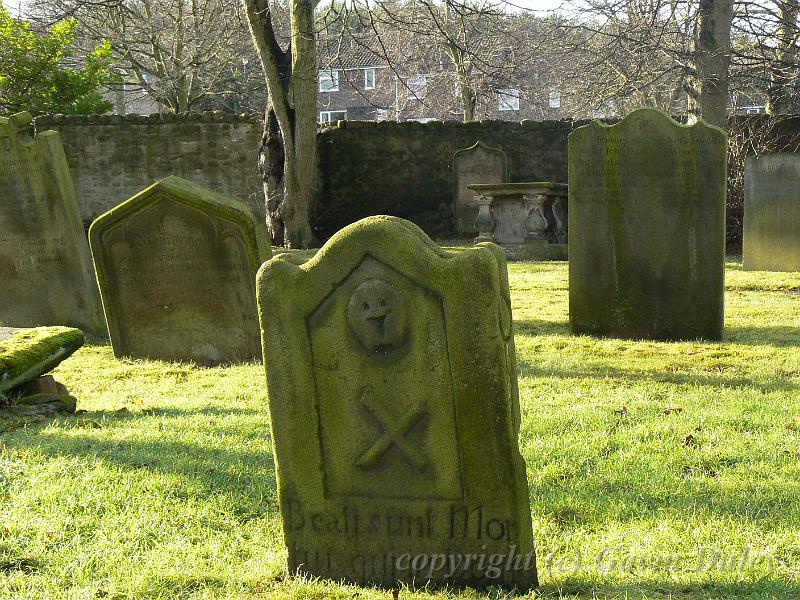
[89,176,271,364]
[0,112,104,335]
[258,216,536,590]
[453,142,507,235]
[569,109,726,341]
[743,154,800,272]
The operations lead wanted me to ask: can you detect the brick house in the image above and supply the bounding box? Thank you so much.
[317,37,565,123]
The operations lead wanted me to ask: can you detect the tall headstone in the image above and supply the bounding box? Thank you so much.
[89,176,271,364]
[257,216,536,590]
[569,109,726,340]
[453,141,507,235]
[743,154,800,272]
[0,112,104,336]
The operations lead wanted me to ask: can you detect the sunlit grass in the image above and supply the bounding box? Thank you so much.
[0,257,798,599]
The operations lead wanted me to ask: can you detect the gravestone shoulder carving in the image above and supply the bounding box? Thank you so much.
[568,108,726,340]
[743,154,800,272]
[89,176,271,364]
[257,215,535,590]
[452,141,508,235]
[0,112,104,335]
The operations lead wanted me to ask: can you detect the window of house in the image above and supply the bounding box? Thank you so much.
[375,107,389,121]
[407,76,427,99]
[498,88,521,111]
[549,90,562,109]
[319,69,339,93]
[364,68,376,90]
[319,110,347,123]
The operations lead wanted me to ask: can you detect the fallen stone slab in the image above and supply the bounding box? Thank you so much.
[0,327,84,394]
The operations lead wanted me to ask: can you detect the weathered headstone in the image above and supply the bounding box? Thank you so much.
[744,154,800,272]
[89,176,271,364]
[453,141,507,235]
[257,215,536,590]
[569,108,726,340]
[0,112,104,335]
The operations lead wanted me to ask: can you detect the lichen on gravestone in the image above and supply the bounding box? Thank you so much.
[257,215,536,590]
[568,108,726,341]
[0,327,84,394]
[89,176,272,364]
[0,112,105,335]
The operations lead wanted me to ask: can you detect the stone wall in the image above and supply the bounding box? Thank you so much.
[314,119,579,239]
[34,112,264,222]
[38,112,797,246]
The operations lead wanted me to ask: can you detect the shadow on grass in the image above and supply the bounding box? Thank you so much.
[515,318,800,349]
[724,325,800,347]
[5,406,278,515]
[537,578,800,599]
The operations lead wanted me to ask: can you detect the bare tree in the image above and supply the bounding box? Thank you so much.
[28,0,254,112]
[244,0,318,247]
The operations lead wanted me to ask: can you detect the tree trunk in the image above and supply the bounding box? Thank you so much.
[686,0,734,128]
[245,0,318,249]
[284,0,318,248]
[767,0,800,115]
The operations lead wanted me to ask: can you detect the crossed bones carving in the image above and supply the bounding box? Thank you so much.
[357,386,429,473]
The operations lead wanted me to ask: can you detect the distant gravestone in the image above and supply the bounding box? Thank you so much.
[89,176,271,364]
[257,216,536,590]
[0,112,104,336]
[453,141,507,235]
[569,109,726,340]
[744,154,800,272]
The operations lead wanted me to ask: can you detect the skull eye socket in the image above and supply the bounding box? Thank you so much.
[362,302,370,311]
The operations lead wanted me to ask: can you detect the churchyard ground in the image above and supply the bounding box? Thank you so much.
[0,256,798,599]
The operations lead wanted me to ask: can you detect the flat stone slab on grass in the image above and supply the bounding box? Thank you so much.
[89,176,271,365]
[257,215,536,590]
[0,326,84,394]
[568,108,726,341]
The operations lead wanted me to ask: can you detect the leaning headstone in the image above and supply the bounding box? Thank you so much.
[0,113,104,335]
[257,215,536,590]
[743,154,800,272]
[89,176,271,364]
[453,141,507,235]
[569,108,726,340]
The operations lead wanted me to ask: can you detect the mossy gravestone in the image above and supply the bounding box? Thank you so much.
[89,176,271,364]
[257,216,536,590]
[453,141,508,235]
[0,113,104,336]
[744,154,800,272]
[569,109,726,340]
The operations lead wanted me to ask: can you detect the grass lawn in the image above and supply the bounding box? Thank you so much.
[1,257,799,599]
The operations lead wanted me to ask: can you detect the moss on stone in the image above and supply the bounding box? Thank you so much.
[257,215,536,590]
[88,176,271,364]
[568,108,726,341]
[0,327,84,393]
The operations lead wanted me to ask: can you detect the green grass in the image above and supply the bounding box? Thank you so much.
[1,257,799,599]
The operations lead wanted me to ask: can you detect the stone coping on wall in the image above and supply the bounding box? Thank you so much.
[34,111,262,127]
[319,118,586,132]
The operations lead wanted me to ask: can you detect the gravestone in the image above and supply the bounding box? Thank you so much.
[744,154,800,272]
[89,176,271,364]
[453,141,507,235]
[0,112,104,336]
[257,216,536,590]
[569,108,726,340]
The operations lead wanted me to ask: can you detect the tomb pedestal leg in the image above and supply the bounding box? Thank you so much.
[473,195,496,243]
